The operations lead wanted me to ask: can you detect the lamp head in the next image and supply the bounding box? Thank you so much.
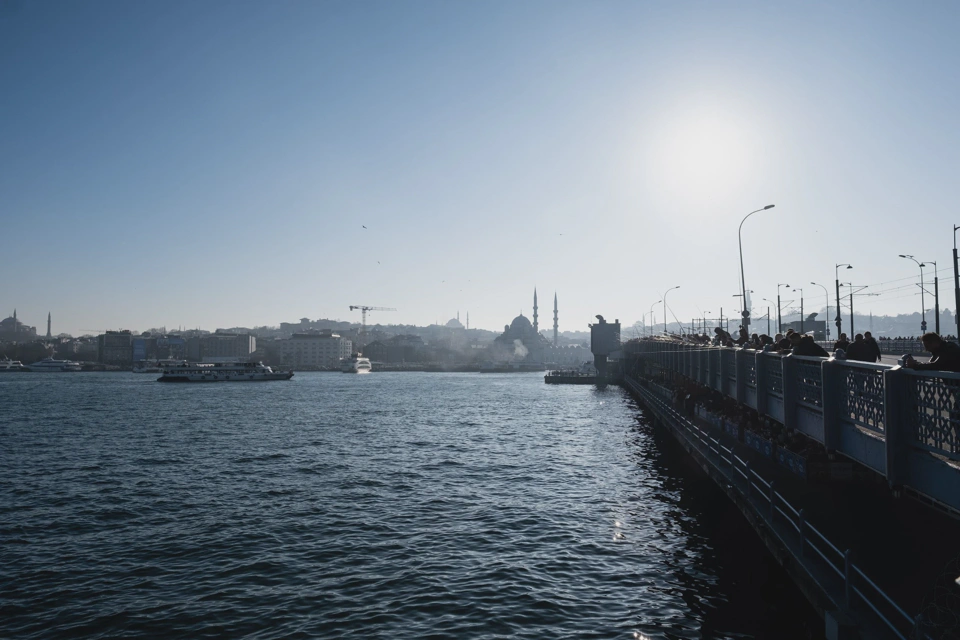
[764,204,775,209]
[847,265,852,269]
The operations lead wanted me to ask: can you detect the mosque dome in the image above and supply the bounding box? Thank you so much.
[445,317,464,329]
[509,314,533,333]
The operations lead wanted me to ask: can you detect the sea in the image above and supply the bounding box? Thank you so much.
[0,372,821,639]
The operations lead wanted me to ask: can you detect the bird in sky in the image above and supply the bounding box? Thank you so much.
[362,225,367,229]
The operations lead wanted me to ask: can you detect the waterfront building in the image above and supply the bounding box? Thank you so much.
[187,333,256,361]
[98,330,134,365]
[0,310,37,341]
[279,331,352,369]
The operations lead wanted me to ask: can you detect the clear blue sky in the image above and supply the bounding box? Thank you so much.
[3,0,960,335]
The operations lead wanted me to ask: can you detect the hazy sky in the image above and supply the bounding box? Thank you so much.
[4,0,960,336]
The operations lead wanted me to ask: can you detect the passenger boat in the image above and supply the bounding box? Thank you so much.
[340,353,372,373]
[157,361,294,382]
[133,359,184,373]
[28,357,83,372]
[0,358,28,372]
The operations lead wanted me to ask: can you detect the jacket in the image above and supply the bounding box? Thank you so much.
[844,340,871,362]
[913,341,960,373]
[864,337,882,363]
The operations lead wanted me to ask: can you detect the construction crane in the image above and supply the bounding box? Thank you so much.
[349,306,396,341]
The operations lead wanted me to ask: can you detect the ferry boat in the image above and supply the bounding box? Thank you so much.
[133,359,184,373]
[28,357,83,372]
[0,358,28,372]
[340,353,372,373]
[157,361,294,382]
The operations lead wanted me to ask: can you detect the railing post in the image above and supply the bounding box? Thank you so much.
[768,480,775,518]
[781,355,799,433]
[883,366,911,489]
[699,347,708,386]
[755,351,768,417]
[844,549,852,607]
[735,348,747,404]
[821,358,843,452]
[798,509,806,560]
[719,347,729,393]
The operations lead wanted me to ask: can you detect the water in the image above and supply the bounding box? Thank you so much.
[1,372,820,638]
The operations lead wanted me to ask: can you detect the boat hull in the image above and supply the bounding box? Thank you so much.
[157,372,294,382]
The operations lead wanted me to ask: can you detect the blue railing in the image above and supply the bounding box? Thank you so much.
[624,341,960,514]
[624,377,929,640]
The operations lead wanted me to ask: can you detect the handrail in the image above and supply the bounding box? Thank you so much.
[626,366,932,639]
[852,565,914,625]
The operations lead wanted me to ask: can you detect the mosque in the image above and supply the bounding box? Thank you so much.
[491,288,559,362]
[0,310,38,342]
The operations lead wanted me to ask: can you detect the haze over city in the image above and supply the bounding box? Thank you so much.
[4,1,960,336]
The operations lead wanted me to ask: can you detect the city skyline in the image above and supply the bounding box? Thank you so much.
[4,2,960,335]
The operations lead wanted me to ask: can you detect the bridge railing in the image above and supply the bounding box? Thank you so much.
[622,340,960,513]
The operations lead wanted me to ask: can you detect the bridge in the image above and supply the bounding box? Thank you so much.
[618,339,960,639]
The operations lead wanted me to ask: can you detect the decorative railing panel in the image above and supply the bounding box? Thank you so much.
[744,356,757,389]
[795,359,823,408]
[839,365,885,433]
[764,354,783,397]
[723,349,736,382]
[906,374,960,461]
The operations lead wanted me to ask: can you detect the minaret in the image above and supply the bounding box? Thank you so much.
[553,293,558,346]
[533,288,539,334]
[46,312,51,338]
[466,312,469,330]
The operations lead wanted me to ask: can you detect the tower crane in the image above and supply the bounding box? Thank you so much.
[349,306,396,341]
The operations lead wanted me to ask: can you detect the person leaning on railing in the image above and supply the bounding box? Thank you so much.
[903,333,960,372]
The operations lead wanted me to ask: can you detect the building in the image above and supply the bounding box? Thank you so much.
[0,310,37,342]
[187,333,256,361]
[280,331,352,369]
[781,314,827,340]
[98,330,134,365]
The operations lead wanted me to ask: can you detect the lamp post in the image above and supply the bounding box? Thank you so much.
[662,286,680,334]
[835,264,852,337]
[900,255,927,333]
[926,260,940,335]
[777,283,790,333]
[793,287,804,334]
[649,300,662,337]
[811,282,830,340]
[954,225,960,339]
[738,204,776,329]
[762,298,776,336]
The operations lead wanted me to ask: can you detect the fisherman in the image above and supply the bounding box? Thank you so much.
[904,333,960,372]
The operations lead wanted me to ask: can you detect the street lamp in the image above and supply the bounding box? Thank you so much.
[738,204,776,329]
[649,300,661,337]
[900,255,927,333]
[811,282,830,340]
[792,287,804,334]
[762,298,776,336]
[926,260,940,335]
[835,264,852,336]
[777,283,791,333]
[662,286,680,334]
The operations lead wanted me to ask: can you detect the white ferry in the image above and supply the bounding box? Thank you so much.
[28,357,83,372]
[340,353,372,373]
[133,359,185,373]
[0,358,28,372]
[157,361,294,382]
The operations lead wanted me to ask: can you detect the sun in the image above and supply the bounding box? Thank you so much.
[649,108,759,203]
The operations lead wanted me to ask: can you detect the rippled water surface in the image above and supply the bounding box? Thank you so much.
[1,372,819,638]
